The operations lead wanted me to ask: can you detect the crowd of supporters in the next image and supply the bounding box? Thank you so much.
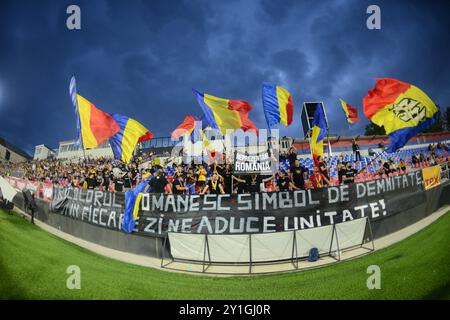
[0,143,448,195]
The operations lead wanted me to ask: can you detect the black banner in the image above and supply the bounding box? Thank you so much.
[50,171,425,236]
[51,187,125,230]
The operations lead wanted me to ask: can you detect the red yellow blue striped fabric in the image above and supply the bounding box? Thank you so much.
[363,78,439,152]
[339,99,360,124]
[171,115,197,138]
[109,114,153,163]
[171,115,202,144]
[310,104,327,166]
[262,83,294,127]
[193,90,258,135]
[75,94,120,149]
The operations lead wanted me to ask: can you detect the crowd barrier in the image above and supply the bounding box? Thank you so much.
[163,217,373,273]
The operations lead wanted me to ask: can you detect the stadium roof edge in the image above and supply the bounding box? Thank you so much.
[0,137,32,159]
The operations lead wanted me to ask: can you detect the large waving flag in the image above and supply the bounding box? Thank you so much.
[109,114,153,163]
[193,90,258,135]
[122,180,148,233]
[171,115,202,143]
[340,99,360,124]
[75,95,120,149]
[310,104,327,166]
[262,83,294,127]
[70,85,120,149]
[363,78,439,152]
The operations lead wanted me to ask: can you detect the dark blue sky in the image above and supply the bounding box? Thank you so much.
[1,0,449,154]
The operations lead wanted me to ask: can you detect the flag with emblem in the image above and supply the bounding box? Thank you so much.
[363,78,439,152]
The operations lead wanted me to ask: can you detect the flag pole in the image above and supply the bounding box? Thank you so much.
[70,75,87,162]
[322,102,332,158]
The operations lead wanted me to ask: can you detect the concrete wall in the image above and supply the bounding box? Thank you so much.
[34,145,55,160]
[57,140,114,160]
[0,144,29,163]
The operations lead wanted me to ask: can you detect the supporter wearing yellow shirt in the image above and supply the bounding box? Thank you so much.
[196,165,207,189]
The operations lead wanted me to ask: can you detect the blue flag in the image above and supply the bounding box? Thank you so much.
[122,180,148,233]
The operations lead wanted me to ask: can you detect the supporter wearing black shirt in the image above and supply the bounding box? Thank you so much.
[245,174,262,193]
[234,174,273,193]
[342,163,358,184]
[113,175,125,192]
[215,163,225,177]
[102,169,113,190]
[123,172,132,190]
[201,173,225,194]
[85,173,97,190]
[352,138,361,161]
[382,161,391,175]
[146,171,170,193]
[287,146,297,170]
[185,169,196,184]
[172,175,188,195]
[276,172,291,191]
[130,166,138,187]
[338,162,347,185]
[315,157,330,186]
[222,164,233,194]
[232,175,245,194]
[291,160,307,190]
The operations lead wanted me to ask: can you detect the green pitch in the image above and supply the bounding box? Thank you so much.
[0,209,449,299]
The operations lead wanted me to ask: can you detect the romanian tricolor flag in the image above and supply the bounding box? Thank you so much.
[340,99,360,124]
[262,83,294,127]
[171,115,202,143]
[122,180,148,233]
[109,114,153,163]
[193,90,258,135]
[363,78,439,152]
[73,94,120,149]
[310,104,327,166]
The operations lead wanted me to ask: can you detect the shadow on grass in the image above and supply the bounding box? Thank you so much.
[422,282,450,300]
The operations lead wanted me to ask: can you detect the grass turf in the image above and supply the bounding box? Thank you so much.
[0,209,449,300]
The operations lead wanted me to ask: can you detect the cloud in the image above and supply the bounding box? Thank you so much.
[0,0,449,151]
